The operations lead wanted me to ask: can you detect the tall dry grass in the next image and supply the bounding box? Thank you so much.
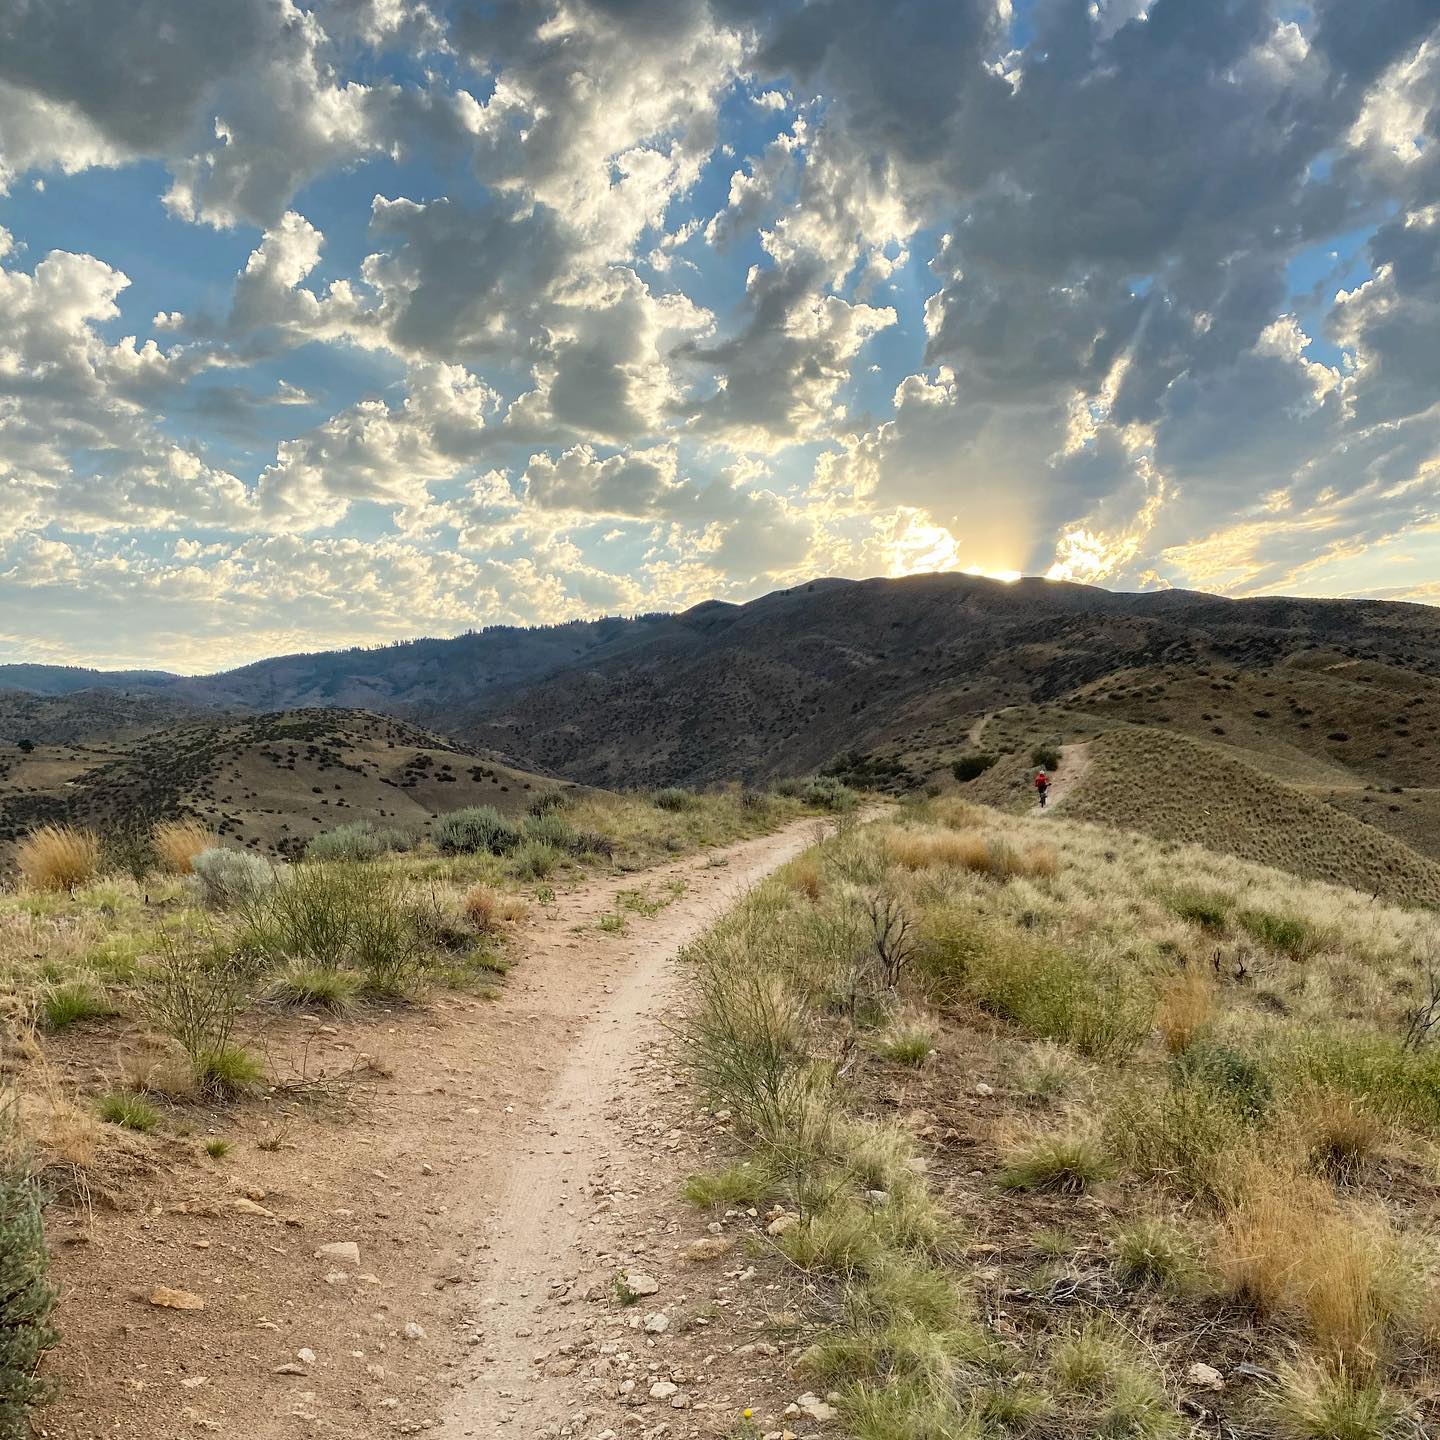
[16,824,100,892]
[1156,965,1215,1055]
[151,820,215,875]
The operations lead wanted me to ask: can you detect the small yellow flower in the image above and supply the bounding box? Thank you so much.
[742,1409,753,1420]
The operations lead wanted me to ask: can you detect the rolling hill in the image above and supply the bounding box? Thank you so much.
[4,573,1440,894]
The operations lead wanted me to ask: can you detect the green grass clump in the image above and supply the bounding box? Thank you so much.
[1236,907,1327,960]
[1049,1322,1179,1439]
[1267,1362,1408,1440]
[510,839,562,880]
[839,1378,981,1440]
[204,1137,231,1159]
[98,1092,161,1132]
[999,1130,1113,1194]
[40,981,112,1030]
[1165,888,1231,931]
[270,964,359,1010]
[653,787,699,812]
[195,1045,263,1096]
[682,1162,775,1209]
[1109,1217,1204,1292]
[1276,1028,1440,1128]
[874,1023,935,1066]
[961,928,1152,1059]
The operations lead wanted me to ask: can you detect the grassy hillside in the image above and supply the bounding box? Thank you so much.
[676,801,1440,1438]
[1063,728,1440,906]
[0,709,570,861]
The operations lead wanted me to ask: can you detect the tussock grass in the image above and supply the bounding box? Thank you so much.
[151,820,214,875]
[681,1161,775,1210]
[98,1091,160,1132]
[1156,964,1214,1055]
[998,1128,1113,1194]
[16,825,100,892]
[39,981,112,1031]
[874,1019,935,1066]
[1267,1360,1409,1440]
[1109,1216,1205,1293]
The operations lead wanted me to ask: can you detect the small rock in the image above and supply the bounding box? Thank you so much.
[648,1381,679,1401]
[297,1349,317,1366]
[149,1287,205,1311]
[765,1214,798,1237]
[623,1271,660,1297]
[796,1393,836,1422]
[272,1363,307,1377]
[681,1237,733,1263]
[403,1321,427,1341]
[975,1082,994,1097]
[643,1313,669,1334]
[315,1241,361,1268]
[1187,1363,1225,1392]
[230,1198,274,1219]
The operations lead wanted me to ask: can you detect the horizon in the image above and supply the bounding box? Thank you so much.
[6,569,1438,680]
[3,1,1439,673]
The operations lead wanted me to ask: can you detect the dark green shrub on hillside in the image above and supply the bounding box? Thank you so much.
[952,753,997,782]
[432,805,522,855]
[1030,744,1062,771]
[802,777,858,812]
[1171,1041,1275,1123]
[653,787,699,812]
[0,1103,58,1438]
[528,789,572,817]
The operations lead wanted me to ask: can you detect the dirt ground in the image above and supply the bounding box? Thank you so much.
[34,818,834,1440]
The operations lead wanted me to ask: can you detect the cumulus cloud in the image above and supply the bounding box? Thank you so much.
[2,0,1440,667]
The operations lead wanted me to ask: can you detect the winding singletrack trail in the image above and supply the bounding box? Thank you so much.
[441,817,830,1435]
[1033,741,1090,815]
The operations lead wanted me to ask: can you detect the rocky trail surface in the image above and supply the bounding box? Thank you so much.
[42,818,839,1440]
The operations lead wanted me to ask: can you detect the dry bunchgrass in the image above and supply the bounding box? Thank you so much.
[1156,964,1215,1055]
[460,883,528,931]
[886,827,1056,881]
[1297,1089,1387,1183]
[151,820,215,875]
[786,854,824,901]
[16,824,101,892]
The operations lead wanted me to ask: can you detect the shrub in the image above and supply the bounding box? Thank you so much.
[16,824,100,892]
[1165,889,1230,932]
[1171,1042,1274,1123]
[432,805,521,855]
[998,1130,1113,1193]
[523,812,580,851]
[101,825,157,883]
[528,789,571,816]
[653,787,699,812]
[192,847,277,908]
[140,934,255,1096]
[952,753,997,782]
[306,823,386,862]
[1031,744,1062,771]
[98,1091,160,1132]
[511,840,562,880]
[804,777,858,812]
[0,1100,58,1435]
[151,820,214,875]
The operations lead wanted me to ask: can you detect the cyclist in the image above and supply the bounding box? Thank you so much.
[1035,769,1051,808]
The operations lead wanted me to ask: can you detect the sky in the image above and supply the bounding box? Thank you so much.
[1,0,1439,674]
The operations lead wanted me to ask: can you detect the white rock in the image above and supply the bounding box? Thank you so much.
[403,1322,427,1341]
[975,1082,995,1097]
[623,1271,660,1297]
[297,1349,316,1366]
[1187,1363,1225,1392]
[797,1393,837,1422]
[648,1381,679,1401]
[643,1313,670,1334]
[765,1214,798,1237]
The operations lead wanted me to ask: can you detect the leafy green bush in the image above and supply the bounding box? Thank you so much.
[432,805,522,855]
[1031,744,1062,771]
[527,789,572,816]
[523,812,580,851]
[511,840,562,880]
[191,847,277,908]
[0,1100,57,1437]
[952,753,997,782]
[804,777,859,812]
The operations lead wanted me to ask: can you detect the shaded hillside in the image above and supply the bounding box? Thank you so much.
[1062,727,1440,906]
[0,709,565,860]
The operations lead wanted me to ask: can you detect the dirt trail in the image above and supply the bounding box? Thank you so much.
[441,819,826,1435]
[37,818,833,1440]
[1033,741,1090,815]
